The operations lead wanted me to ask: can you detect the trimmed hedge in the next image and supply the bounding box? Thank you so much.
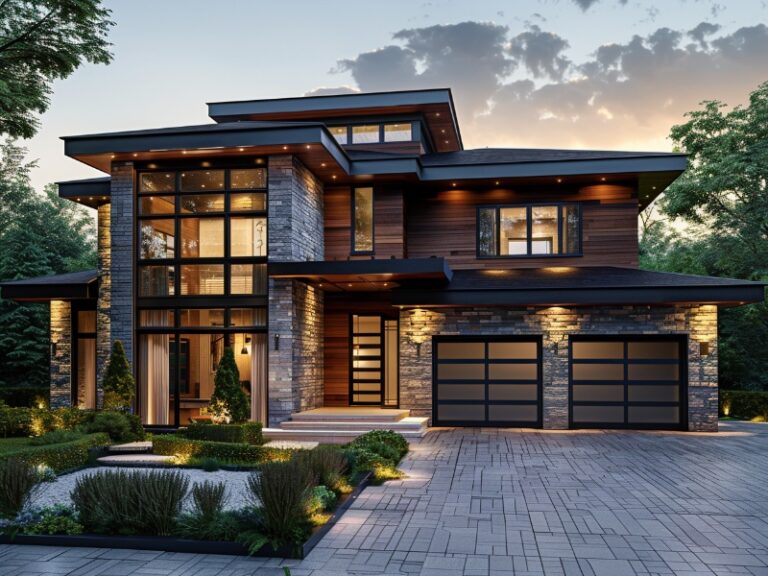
[152,434,291,464]
[720,390,768,421]
[0,433,110,472]
[182,422,264,445]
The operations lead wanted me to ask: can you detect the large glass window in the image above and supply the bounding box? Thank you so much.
[231,217,267,257]
[329,126,348,144]
[180,218,224,258]
[478,204,581,257]
[384,123,412,142]
[140,220,175,259]
[180,264,225,295]
[352,125,379,144]
[352,187,374,253]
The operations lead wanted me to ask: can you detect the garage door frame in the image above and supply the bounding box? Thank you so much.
[432,335,543,428]
[568,334,688,430]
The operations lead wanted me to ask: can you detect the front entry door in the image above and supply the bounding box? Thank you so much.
[350,315,398,406]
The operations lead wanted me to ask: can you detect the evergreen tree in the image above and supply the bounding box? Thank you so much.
[209,347,250,423]
[102,340,135,411]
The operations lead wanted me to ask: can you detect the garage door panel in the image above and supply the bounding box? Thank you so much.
[488,363,538,381]
[438,404,485,421]
[570,337,685,429]
[489,383,538,401]
[437,383,485,401]
[489,404,538,422]
[434,337,541,427]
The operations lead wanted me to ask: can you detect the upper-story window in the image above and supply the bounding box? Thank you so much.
[329,126,348,145]
[352,187,374,253]
[329,123,414,146]
[137,166,268,297]
[352,125,379,144]
[478,203,581,258]
[383,123,412,142]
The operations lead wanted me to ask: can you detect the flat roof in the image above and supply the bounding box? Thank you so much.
[391,267,765,307]
[0,269,98,301]
[57,177,111,208]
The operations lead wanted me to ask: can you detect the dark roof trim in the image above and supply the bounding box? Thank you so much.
[269,257,452,281]
[207,88,463,150]
[0,270,99,302]
[57,177,111,201]
[62,123,351,175]
[391,285,765,307]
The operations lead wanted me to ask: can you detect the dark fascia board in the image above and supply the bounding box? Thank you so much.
[207,88,463,150]
[62,124,351,174]
[391,284,765,307]
[0,277,98,302]
[269,257,453,281]
[57,177,111,200]
[350,154,688,181]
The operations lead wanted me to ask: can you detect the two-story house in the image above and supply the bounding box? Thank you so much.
[2,89,763,435]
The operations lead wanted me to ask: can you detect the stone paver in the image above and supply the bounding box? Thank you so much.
[2,421,767,575]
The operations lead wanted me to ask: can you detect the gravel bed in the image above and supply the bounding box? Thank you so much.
[34,467,255,512]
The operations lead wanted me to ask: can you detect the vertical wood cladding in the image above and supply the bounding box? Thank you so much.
[406,184,639,269]
[324,187,405,260]
[323,295,397,407]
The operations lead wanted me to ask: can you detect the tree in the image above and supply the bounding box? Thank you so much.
[0,0,114,139]
[0,141,96,389]
[209,347,250,423]
[102,340,134,410]
[645,80,768,390]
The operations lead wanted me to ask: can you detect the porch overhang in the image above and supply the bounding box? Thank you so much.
[391,267,766,308]
[269,258,452,292]
[0,269,99,302]
[57,177,111,208]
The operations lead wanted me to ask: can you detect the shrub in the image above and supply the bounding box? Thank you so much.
[307,485,337,515]
[184,421,264,445]
[0,403,32,437]
[349,430,408,462]
[52,407,90,431]
[102,340,135,411]
[22,505,83,535]
[152,434,290,465]
[0,386,48,408]
[191,481,228,520]
[294,445,349,493]
[720,390,768,421]
[28,430,83,446]
[71,469,189,536]
[176,509,251,542]
[209,348,250,424]
[81,411,144,443]
[247,459,314,548]
[0,459,40,518]
[0,433,110,472]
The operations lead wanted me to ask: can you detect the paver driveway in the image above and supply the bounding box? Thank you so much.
[1,422,767,576]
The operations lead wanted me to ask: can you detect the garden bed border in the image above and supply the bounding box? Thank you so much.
[0,472,372,559]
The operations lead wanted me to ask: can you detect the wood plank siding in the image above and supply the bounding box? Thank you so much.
[324,186,405,260]
[405,184,639,269]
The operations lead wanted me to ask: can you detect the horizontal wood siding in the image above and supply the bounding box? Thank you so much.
[406,184,638,269]
[324,186,405,260]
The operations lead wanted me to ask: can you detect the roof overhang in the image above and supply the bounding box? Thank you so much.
[57,177,111,208]
[0,270,99,302]
[391,267,766,308]
[269,258,452,292]
[207,89,463,153]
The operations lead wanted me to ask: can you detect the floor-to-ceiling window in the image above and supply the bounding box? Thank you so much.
[73,305,96,409]
[136,161,268,426]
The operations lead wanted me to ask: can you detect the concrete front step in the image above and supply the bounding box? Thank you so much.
[263,427,426,444]
[289,407,410,423]
[280,416,428,432]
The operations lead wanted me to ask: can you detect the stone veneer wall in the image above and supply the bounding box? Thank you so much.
[267,155,325,425]
[49,300,72,408]
[400,304,719,431]
[102,163,134,406]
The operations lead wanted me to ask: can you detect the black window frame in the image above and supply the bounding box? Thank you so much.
[351,186,375,255]
[476,202,583,259]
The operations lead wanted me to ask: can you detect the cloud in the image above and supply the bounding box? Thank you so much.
[570,0,628,10]
[508,25,571,80]
[331,21,768,151]
[303,86,360,97]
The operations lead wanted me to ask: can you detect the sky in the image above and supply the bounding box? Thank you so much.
[18,0,768,193]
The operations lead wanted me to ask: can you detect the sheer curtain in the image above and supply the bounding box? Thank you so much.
[140,311,170,425]
[251,333,267,423]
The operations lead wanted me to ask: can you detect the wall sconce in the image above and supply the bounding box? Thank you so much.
[241,336,252,355]
[699,341,710,356]
[50,342,57,357]
[273,333,280,351]
[408,308,430,357]
[415,342,422,356]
